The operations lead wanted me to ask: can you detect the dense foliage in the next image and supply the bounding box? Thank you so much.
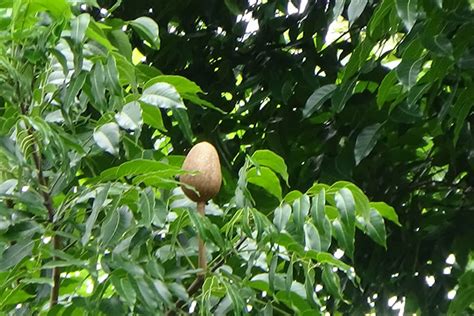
[105,0,473,314]
[0,0,472,315]
[0,0,396,314]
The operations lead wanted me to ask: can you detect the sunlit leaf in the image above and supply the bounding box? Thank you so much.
[348,0,368,24]
[93,122,120,155]
[115,101,143,131]
[396,0,418,32]
[129,17,160,49]
[251,149,289,185]
[247,166,282,200]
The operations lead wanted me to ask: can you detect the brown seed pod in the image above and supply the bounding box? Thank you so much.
[180,142,222,203]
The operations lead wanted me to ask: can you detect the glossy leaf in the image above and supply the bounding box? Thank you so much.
[363,209,387,248]
[71,13,90,44]
[129,17,160,49]
[274,203,291,231]
[396,0,418,32]
[397,58,423,88]
[303,84,337,118]
[370,202,400,226]
[116,101,143,131]
[311,189,332,251]
[293,194,310,230]
[140,82,186,109]
[247,166,282,200]
[251,149,289,185]
[304,222,321,251]
[93,122,120,155]
[348,0,368,24]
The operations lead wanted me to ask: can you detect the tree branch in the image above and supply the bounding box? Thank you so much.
[20,103,61,307]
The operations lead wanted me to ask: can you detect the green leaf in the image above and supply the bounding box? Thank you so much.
[335,188,356,232]
[348,0,368,24]
[109,29,133,61]
[370,202,400,226]
[311,189,332,251]
[251,149,289,185]
[315,252,351,272]
[140,102,166,131]
[332,77,357,113]
[368,0,394,38]
[293,194,310,230]
[449,286,474,315]
[397,58,423,88]
[139,188,155,228]
[64,71,87,113]
[144,75,202,94]
[140,82,185,109]
[71,13,90,45]
[115,101,143,131]
[0,240,34,271]
[331,0,345,22]
[376,70,399,108]
[97,159,180,182]
[303,264,320,308]
[333,219,354,258]
[82,183,111,245]
[132,276,159,310]
[284,190,303,203]
[343,39,374,80]
[111,273,136,306]
[274,203,291,232]
[27,0,71,19]
[407,83,431,107]
[303,84,337,118]
[451,85,474,145]
[247,166,282,200]
[105,55,122,96]
[304,222,321,251]
[173,108,193,144]
[396,0,418,32]
[354,123,382,165]
[93,122,120,155]
[90,61,107,111]
[129,17,160,50]
[223,280,245,312]
[100,205,132,246]
[322,264,343,299]
[363,209,387,248]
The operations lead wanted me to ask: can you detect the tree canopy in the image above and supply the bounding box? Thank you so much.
[0,0,473,315]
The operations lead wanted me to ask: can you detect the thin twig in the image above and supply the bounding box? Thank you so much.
[167,236,247,315]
